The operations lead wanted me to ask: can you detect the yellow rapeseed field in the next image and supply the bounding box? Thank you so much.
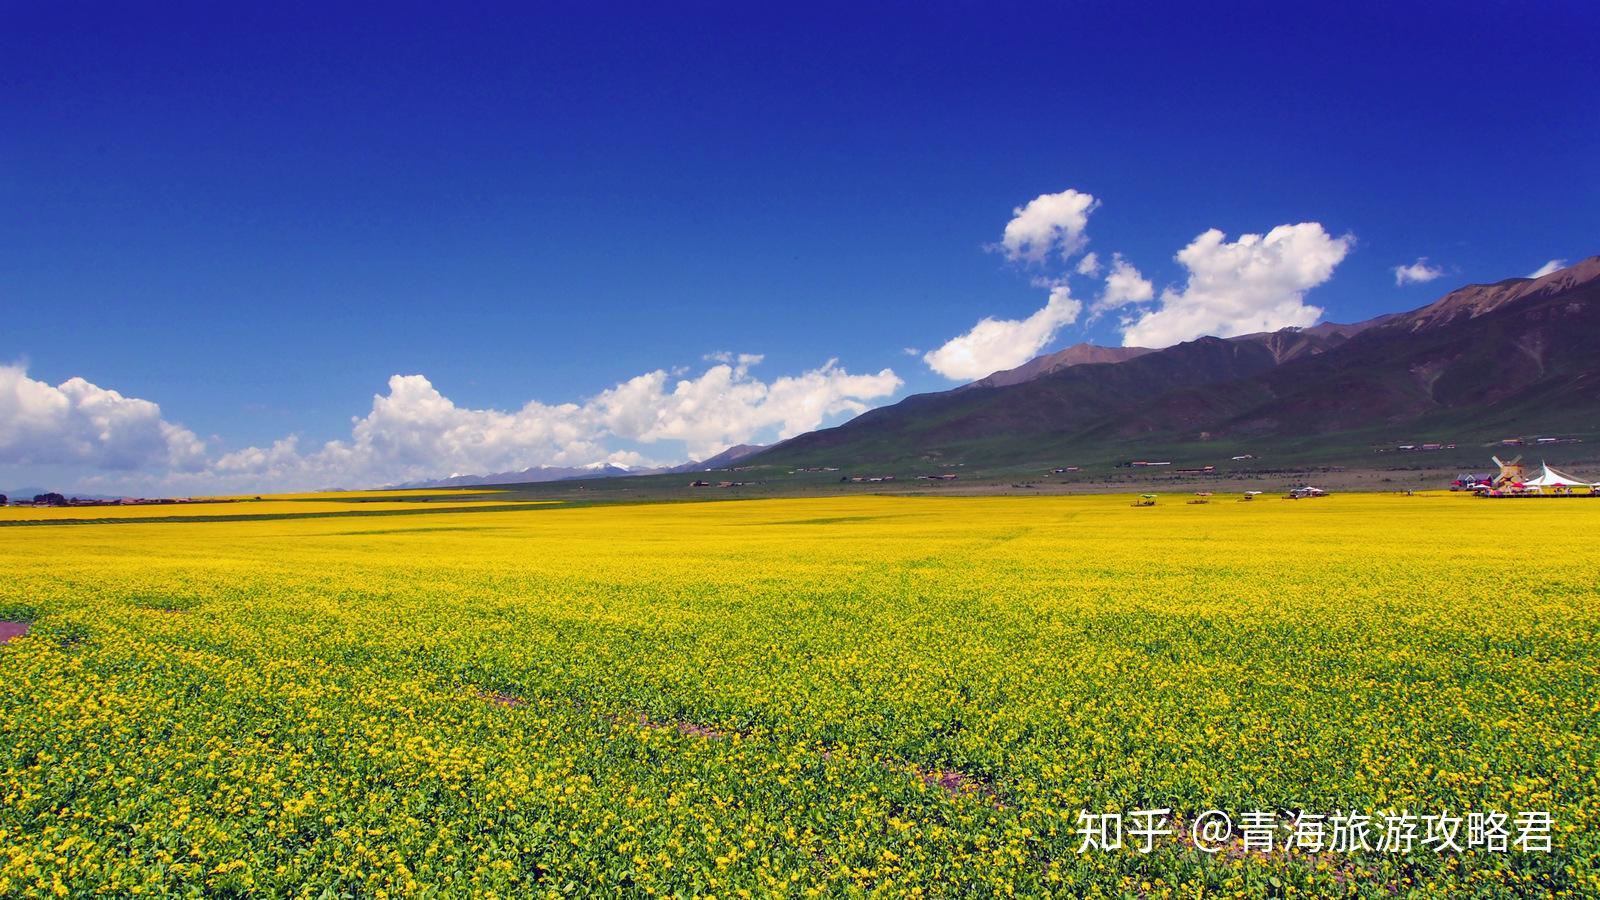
[0,493,1595,896]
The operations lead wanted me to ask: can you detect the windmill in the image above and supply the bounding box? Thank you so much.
[1491,454,1526,488]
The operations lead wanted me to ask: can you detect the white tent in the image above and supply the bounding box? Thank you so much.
[1520,463,1596,490]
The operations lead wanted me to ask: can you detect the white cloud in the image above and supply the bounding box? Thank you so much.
[4,357,902,492]
[1529,259,1566,278]
[211,436,306,476]
[1119,223,1353,348]
[591,355,899,459]
[926,190,1119,380]
[997,189,1099,263]
[1393,257,1445,286]
[0,364,206,472]
[922,285,1083,381]
[207,376,600,489]
[1095,254,1154,312]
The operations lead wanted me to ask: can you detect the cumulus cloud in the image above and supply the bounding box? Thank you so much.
[591,355,900,459]
[997,189,1099,263]
[1119,223,1353,348]
[1393,257,1445,286]
[918,188,1107,381]
[0,364,206,472]
[922,285,1083,381]
[1095,254,1154,313]
[211,436,307,477]
[1529,259,1566,278]
[208,375,603,489]
[5,357,903,492]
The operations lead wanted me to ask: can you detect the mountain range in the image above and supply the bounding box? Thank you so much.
[409,257,1598,488]
[746,255,1600,469]
[398,443,769,489]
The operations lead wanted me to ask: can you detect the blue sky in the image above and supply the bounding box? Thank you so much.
[3,2,1597,492]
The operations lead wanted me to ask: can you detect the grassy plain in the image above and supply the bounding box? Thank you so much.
[0,497,542,523]
[0,493,1595,896]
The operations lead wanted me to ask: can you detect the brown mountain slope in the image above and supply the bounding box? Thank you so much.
[967,343,1154,389]
[968,312,1395,391]
[1385,256,1600,333]
[752,257,1600,466]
